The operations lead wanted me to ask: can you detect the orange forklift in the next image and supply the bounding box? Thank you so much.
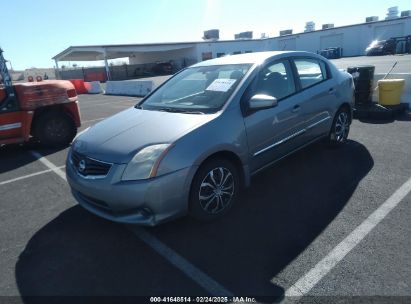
[0,48,81,147]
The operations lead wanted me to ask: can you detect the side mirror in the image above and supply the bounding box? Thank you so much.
[247,94,278,111]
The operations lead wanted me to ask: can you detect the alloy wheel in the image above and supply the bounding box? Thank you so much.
[334,112,349,142]
[198,167,235,214]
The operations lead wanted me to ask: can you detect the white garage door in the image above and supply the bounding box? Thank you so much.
[278,38,296,51]
[374,23,404,40]
[320,34,344,49]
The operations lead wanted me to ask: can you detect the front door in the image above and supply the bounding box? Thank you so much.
[243,60,305,173]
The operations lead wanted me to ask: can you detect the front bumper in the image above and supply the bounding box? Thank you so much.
[66,151,196,226]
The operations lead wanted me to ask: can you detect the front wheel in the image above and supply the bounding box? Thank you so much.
[327,107,350,146]
[189,158,240,222]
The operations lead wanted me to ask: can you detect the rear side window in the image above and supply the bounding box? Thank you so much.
[294,59,328,89]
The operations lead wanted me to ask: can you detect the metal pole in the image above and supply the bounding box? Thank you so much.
[103,49,111,81]
[382,61,398,80]
[54,59,60,79]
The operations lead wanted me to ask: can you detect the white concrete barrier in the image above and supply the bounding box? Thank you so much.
[86,81,103,94]
[372,73,411,106]
[105,80,154,97]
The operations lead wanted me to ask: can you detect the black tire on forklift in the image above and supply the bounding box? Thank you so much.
[34,111,77,147]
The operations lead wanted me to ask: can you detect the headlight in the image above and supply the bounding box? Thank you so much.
[121,144,172,181]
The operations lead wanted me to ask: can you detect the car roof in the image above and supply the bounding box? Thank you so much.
[191,51,320,67]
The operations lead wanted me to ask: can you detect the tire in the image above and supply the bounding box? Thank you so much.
[189,158,240,222]
[34,111,77,147]
[327,106,351,146]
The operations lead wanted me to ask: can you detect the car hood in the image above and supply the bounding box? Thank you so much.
[73,107,217,163]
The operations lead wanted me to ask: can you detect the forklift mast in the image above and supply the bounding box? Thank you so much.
[0,47,17,110]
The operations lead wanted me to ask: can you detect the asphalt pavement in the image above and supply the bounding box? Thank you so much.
[331,54,411,73]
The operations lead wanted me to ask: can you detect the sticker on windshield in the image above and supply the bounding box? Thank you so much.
[206,79,237,92]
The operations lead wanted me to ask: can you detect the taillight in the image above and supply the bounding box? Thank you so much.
[67,89,77,98]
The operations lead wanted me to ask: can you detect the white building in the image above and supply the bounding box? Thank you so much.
[53,16,411,78]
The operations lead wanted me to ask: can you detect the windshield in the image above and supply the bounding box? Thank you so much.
[369,40,385,48]
[139,64,252,114]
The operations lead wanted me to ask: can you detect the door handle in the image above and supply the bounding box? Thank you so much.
[329,88,335,94]
[291,105,300,113]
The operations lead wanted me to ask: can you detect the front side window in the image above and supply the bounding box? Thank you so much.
[140,64,251,114]
[254,61,296,100]
[294,59,327,89]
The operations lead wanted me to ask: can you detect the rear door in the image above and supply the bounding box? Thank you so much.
[243,59,306,173]
[291,58,338,141]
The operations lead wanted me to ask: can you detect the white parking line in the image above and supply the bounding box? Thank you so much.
[30,151,67,181]
[30,151,234,297]
[130,227,234,297]
[0,166,65,186]
[285,176,411,297]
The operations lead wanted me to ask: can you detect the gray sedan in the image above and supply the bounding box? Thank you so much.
[66,51,354,226]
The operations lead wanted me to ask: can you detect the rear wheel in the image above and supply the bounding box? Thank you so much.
[327,107,350,146]
[189,158,240,222]
[34,112,77,147]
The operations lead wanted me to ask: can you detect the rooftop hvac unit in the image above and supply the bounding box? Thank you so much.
[203,29,220,40]
[261,33,268,39]
[234,31,253,40]
[366,16,379,22]
[304,21,315,32]
[280,29,293,36]
[401,10,411,17]
[386,6,399,19]
[322,23,334,29]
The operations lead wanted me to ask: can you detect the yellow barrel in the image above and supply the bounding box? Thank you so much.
[378,79,405,106]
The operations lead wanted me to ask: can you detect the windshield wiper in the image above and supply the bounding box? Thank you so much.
[157,107,205,114]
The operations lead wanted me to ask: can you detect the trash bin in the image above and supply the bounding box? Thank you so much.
[378,79,405,106]
[347,65,375,104]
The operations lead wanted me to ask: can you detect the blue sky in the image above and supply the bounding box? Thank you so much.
[1,0,409,70]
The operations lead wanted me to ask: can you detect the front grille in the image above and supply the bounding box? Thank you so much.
[71,150,112,177]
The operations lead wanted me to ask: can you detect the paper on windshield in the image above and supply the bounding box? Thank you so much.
[206,79,237,92]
